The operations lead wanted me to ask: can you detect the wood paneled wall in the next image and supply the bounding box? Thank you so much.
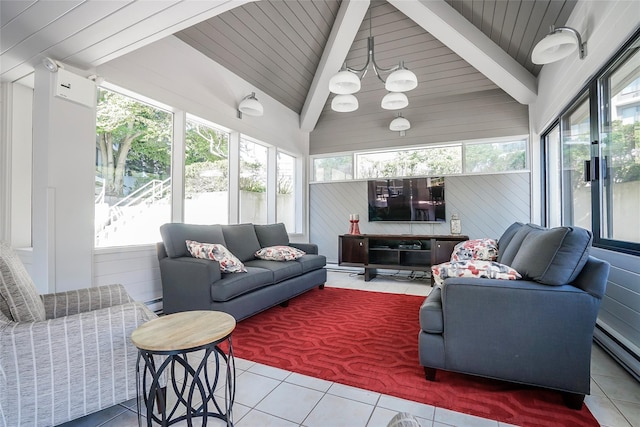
[310,172,531,263]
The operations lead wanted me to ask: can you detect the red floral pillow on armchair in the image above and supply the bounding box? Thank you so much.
[432,260,521,287]
[450,238,499,262]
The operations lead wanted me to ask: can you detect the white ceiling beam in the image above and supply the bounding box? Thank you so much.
[389,0,537,105]
[300,0,370,132]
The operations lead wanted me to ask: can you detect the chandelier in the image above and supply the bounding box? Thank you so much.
[329,9,418,113]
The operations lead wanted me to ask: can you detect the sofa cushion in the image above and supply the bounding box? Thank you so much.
[186,240,247,273]
[0,242,46,322]
[160,223,226,258]
[255,245,305,261]
[244,259,303,283]
[510,226,592,285]
[497,223,536,266]
[254,223,290,247]
[451,238,498,262]
[432,260,521,287]
[295,254,327,273]
[221,224,262,263]
[210,267,274,302]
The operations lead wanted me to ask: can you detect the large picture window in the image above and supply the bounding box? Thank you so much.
[277,151,296,232]
[543,32,640,254]
[184,117,229,225]
[95,88,172,247]
[239,137,268,224]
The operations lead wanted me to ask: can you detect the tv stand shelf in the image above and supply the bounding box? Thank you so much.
[339,234,468,284]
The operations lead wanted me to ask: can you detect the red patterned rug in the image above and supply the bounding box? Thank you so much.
[231,287,598,427]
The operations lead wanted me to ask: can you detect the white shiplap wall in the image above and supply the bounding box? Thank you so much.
[311,172,531,263]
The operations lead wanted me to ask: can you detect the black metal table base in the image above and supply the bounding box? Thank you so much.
[136,337,235,426]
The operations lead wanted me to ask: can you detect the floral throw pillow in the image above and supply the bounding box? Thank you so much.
[432,260,521,287]
[186,240,247,273]
[451,238,499,262]
[255,245,306,261]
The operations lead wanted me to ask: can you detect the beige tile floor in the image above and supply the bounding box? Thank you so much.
[59,269,640,427]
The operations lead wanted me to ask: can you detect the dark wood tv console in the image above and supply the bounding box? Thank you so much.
[338,234,469,284]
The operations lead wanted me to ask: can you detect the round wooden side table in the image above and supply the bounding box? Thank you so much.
[131,310,236,426]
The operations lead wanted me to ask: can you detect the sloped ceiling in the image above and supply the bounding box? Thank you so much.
[0,0,577,131]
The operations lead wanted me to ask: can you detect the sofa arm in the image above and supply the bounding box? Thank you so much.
[440,278,600,393]
[290,242,318,255]
[159,257,221,313]
[42,283,134,319]
[0,301,156,426]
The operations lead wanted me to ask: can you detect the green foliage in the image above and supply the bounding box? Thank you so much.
[185,122,228,164]
[465,141,526,173]
[96,89,172,198]
[358,146,462,178]
[184,161,228,197]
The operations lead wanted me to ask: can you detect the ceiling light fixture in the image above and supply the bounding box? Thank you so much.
[531,26,586,65]
[237,92,263,119]
[331,94,359,112]
[381,92,408,110]
[42,57,60,73]
[390,114,410,136]
[329,9,418,113]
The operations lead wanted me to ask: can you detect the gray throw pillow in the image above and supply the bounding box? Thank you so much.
[498,223,538,266]
[496,222,524,264]
[510,226,592,285]
[254,223,290,247]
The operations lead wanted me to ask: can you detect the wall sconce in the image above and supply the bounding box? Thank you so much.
[237,92,263,119]
[42,57,62,73]
[531,26,586,65]
[390,114,410,136]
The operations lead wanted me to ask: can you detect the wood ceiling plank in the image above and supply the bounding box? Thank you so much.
[516,1,558,67]
[1,0,83,54]
[498,0,521,53]
[490,0,508,45]
[472,0,485,29]
[261,1,324,59]
[507,0,534,58]
[0,0,37,27]
[1,1,132,74]
[285,1,330,48]
[229,4,317,77]
[481,0,496,34]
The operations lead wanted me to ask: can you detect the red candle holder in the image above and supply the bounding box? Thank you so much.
[349,219,361,235]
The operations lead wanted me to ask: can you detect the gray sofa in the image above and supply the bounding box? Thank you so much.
[419,222,610,409]
[158,222,326,320]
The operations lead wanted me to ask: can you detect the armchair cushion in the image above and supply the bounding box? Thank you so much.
[510,226,592,285]
[0,242,46,322]
[432,260,521,287]
[450,238,498,262]
[41,283,134,318]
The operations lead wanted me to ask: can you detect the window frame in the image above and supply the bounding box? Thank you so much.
[541,27,640,256]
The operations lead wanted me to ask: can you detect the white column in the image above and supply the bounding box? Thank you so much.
[32,65,96,292]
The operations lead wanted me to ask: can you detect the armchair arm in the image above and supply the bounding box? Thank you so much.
[289,242,318,255]
[159,257,221,313]
[0,301,156,426]
[440,278,600,393]
[42,283,134,319]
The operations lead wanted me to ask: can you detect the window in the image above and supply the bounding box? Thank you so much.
[464,139,527,173]
[543,31,640,254]
[239,137,268,224]
[562,97,592,231]
[184,117,229,224]
[312,156,353,182]
[600,47,640,245]
[356,146,462,179]
[277,152,296,232]
[95,88,172,247]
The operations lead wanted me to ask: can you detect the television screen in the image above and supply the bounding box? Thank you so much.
[367,177,445,222]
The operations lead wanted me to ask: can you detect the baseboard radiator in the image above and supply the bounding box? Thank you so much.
[593,321,640,382]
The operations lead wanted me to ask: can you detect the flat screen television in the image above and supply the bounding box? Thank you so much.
[367,177,445,222]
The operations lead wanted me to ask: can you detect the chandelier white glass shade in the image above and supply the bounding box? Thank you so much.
[381,92,408,110]
[331,94,359,112]
[531,26,586,65]
[238,92,264,118]
[329,32,418,112]
[385,62,418,92]
[389,115,410,132]
[329,68,361,95]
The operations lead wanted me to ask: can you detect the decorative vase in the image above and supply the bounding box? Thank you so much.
[349,214,361,235]
[450,213,461,235]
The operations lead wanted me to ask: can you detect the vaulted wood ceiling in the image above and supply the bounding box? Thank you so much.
[1,0,577,131]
